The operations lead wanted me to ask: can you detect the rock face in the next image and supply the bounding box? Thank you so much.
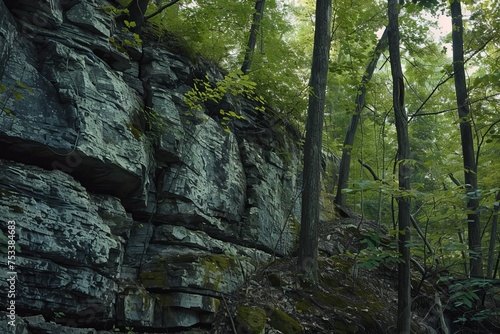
[0,0,306,331]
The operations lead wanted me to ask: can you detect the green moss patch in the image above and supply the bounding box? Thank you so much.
[266,307,302,334]
[235,305,266,334]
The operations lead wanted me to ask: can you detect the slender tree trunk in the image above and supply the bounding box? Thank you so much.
[334,28,388,207]
[387,0,411,332]
[458,230,469,275]
[125,0,150,34]
[487,191,500,278]
[297,0,332,286]
[241,0,266,75]
[450,0,483,278]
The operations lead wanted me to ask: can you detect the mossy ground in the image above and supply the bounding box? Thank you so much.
[211,217,436,334]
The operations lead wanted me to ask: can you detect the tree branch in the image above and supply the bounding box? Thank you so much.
[408,36,494,123]
[476,115,500,168]
[358,159,380,181]
[144,0,181,21]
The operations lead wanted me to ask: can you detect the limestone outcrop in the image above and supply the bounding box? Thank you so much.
[0,0,305,331]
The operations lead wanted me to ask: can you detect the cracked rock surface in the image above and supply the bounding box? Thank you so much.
[0,0,319,331]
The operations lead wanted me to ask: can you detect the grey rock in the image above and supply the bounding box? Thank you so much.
[66,1,112,37]
[142,48,180,88]
[117,284,155,326]
[116,286,220,329]
[158,118,246,222]
[8,0,64,29]
[239,139,302,255]
[139,250,256,297]
[0,256,117,325]
[0,160,126,276]
[0,311,30,334]
[23,314,112,333]
[0,0,314,331]
[122,221,154,268]
[1,9,151,204]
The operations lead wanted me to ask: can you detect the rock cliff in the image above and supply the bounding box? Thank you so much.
[0,0,304,331]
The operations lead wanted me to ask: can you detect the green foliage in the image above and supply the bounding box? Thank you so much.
[108,36,128,55]
[183,70,265,132]
[101,5,142,52]
[447,278,486,308]
[123,20,136,29]
[438,278,500,326]
[112,325,134,333]
[141,0,308,121]
[352,230,403,270]
[53,311,65,320]
[407,0,441,10]
[127,106,167,141]
[120,23,142,48]
[219,110,245,132]
[145,0,255,63]
[122,33,142,48]
[143,106,168,140]
[101,5,129,17]
[0,80,33,118]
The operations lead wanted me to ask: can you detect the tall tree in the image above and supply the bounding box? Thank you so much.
[334,27,388,207]
[387,0,411,332]
[450,0,483,278]
[487,191,500,278]
[241,0,266,75]
[297,0,332,286]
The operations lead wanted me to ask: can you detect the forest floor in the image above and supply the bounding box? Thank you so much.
[210,210,499,334]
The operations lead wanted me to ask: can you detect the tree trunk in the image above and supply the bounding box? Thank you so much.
[297,0,332,286]
[334,27,388,207]
[387,0,411,332]
[241,0,266,75]
[450,0,483,278]
[125,0,150,34]
[487,191,500,278]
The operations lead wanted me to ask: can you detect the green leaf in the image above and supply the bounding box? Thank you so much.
[3,108,16,118]
[13,91,23,101]
[16,81,32,92]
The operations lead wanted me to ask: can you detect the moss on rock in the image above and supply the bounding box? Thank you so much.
[266,307,302,333]
[235,304,266,334]
[199,254,239,290]
[292,298,313,313]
